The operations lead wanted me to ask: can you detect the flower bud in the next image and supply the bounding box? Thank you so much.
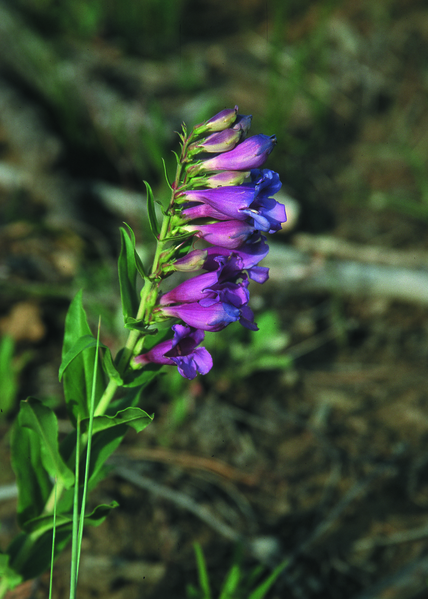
[188,127,243,156]
[193,106,238,136]
[189,170,251,188]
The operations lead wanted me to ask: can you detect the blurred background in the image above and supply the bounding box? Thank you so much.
[1,0,428,597]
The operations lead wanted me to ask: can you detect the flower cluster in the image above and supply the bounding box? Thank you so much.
[134,106,286,379]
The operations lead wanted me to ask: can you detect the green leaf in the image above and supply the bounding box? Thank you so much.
[124,316,151,332]
[123,365,162,388]
[144,181,160,239]
[11,416,52,527]
[87,425,129,484]
[19,398,75,490]
[0,551,23,591]
[118,225,141,320]
[193,543,211,599]
[0,335,18,417]
[59,335,106,381]
[21,501,119,537]
[81,406,153,434]
[219,564,241,599]
[248,559,289,599]
[102,348,123,385]
[6,503,118,581]
[62,291,105,424]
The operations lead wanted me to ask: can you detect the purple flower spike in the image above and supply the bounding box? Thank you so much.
[183,220,257,249]
[197,134,277,173]
[134,325,212,380]
[158,301,240,332]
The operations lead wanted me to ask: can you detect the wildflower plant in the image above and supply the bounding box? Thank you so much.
[0,106,286,596]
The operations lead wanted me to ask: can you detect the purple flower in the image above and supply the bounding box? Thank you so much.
[134,325,212,380]
[159,255,250,307]
[157,300,257,332]
[203,239,270,283]
[183,220,258,249]
[157,301,240,332]
[179,169,286,234]
[192,134,276,173]
[231,114,253,135]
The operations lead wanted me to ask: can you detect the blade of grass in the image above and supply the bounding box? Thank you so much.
[193,542,211,599]
[69,318,101,598]
[48,477,57,599]
[76,318,101,576]
[69,417,81,599]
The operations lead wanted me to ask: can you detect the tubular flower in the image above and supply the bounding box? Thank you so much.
[134,325,212,380]
[178,168,286,233]
[183,220,259,249]
[156,301,241,332]
[189,134,277,175]
[157,300,257,332]
[159,255,250,307]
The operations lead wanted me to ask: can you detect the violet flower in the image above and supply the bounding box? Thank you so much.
[157,301,240,332]
[134,325,212,380]
[157,300,257,332]
[183,220,258,249]
[190,134,277,174]
[179,168,286,234]
[159,255,250,307]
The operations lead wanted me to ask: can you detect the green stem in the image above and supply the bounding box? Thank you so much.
[0,579,9,599]
[8,127,192,587]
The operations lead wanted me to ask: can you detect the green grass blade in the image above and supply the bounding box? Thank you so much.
[76,318,101,577]
[248,558,289,599]
[48,478,57,599]
[69,417,81,599]
[193,543,211,599]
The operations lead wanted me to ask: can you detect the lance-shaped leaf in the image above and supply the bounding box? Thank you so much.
[62,290,105,424]
[21,501,119,537]
[81,406,153,435]
[144,181,160,239]
[59,335,106,381]
[102,347,123,385]
[118,225,144,321]
[7,503,118,581]
[0,553,23,591]
[10,417,52,527]
[19,398,75,490]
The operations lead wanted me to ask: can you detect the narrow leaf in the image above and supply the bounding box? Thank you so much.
[59,335,105,381]
[0,553,23,590]
[144,181,160,239]
[11,417,52,526]
[102,348,123,385]
[22,501,119,537]
[62,291,105,424]
[19,398,74,489]
[81,407,153,435]
[118,226,140,320]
